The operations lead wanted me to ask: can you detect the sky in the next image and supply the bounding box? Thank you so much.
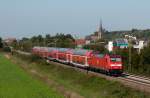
[0,0,150,38]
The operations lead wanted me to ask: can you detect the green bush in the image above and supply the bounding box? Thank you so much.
[3,46,12,52]
[13,52,150,98]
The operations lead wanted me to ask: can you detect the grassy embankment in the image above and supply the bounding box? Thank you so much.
[10,52,150,98]
[0,53,64,98]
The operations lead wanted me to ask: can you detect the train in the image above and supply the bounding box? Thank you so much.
[32,47,123,75]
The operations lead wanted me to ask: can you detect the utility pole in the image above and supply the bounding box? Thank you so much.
[54,39,58,60]
[54,39,58,48]
[74,34,79,49]
[128,35,132,72]
[44,37,46,46]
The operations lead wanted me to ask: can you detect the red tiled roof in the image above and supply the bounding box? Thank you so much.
[75,39,86,45]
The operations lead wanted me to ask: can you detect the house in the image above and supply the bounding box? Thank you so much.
[133,40,145,53]
[106,41,113,52]
[113,39,128,49]
[3,38,16,45]
[75,39,86,48]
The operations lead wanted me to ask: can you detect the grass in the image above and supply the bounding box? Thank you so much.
[12,53,150,98]
[0,53,64,98]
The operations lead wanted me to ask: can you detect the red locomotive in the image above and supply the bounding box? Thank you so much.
[32,47,123,75]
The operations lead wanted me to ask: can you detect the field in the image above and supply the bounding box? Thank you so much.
[10,52,150,98]
[0,53,64,98]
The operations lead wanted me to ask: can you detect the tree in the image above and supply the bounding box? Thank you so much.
[140,44,150,65]
[83,44,108,53]
[45,34,53,46]
[54,33,75,48]
[0,37,3,48]
[11,39,18,49]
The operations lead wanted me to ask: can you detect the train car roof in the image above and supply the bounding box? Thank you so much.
[33,46,40,49]
[94,54,105,58]
[57,48,71,52]
[58,48,68,51]
[110,54,121,58]
[47,47,57,51]
[72,49,93,56]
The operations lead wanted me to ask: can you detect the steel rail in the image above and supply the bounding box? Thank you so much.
[14,50,150,93]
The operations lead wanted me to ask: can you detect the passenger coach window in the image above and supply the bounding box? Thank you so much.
[111,58,121,62]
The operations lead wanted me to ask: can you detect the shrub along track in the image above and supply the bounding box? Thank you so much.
[6,53,84,98]
[9,51,150,98]
[15,50,150,93]
[47,59,150,93]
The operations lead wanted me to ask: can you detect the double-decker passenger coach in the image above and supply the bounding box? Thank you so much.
[32,46,123,75]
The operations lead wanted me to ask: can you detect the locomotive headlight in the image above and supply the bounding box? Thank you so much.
[111,64,115,66]
[116,64,122,66]
[111,64,122,66]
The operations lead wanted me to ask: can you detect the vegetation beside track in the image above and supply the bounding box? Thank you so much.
[10,52,150,98]
[7,33,150,77]
[0,53,64,98]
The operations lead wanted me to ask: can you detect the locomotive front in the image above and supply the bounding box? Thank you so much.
[109,55,123,75]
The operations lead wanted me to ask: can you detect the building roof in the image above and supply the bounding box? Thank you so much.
[75,39,86,45]
[4,38,16,44]
[113,39,128,46]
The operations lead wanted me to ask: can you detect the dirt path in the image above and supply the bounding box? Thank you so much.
[5,54,84,98]
[5,54,11,59]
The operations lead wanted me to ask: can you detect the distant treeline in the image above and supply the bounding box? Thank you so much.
[11,33,75,52]
[1,30,150,76]
[103,29,150,40]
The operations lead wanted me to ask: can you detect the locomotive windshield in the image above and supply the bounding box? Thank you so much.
[95,54,104,58]
[111,58,121,62]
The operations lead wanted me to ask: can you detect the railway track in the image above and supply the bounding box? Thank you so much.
[14,50,150,93]
[116,72,150,87]
[126,73,150,81]
[46,61,150,93]
[118,76,150,87]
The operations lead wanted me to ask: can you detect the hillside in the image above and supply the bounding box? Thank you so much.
[9,52,150,98]
[0,54,64,98]
[103,29,150,40]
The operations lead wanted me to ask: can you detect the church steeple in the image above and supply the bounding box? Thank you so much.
[98,19,103,39]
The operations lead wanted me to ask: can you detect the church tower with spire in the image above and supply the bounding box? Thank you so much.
[97,20,103,40]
